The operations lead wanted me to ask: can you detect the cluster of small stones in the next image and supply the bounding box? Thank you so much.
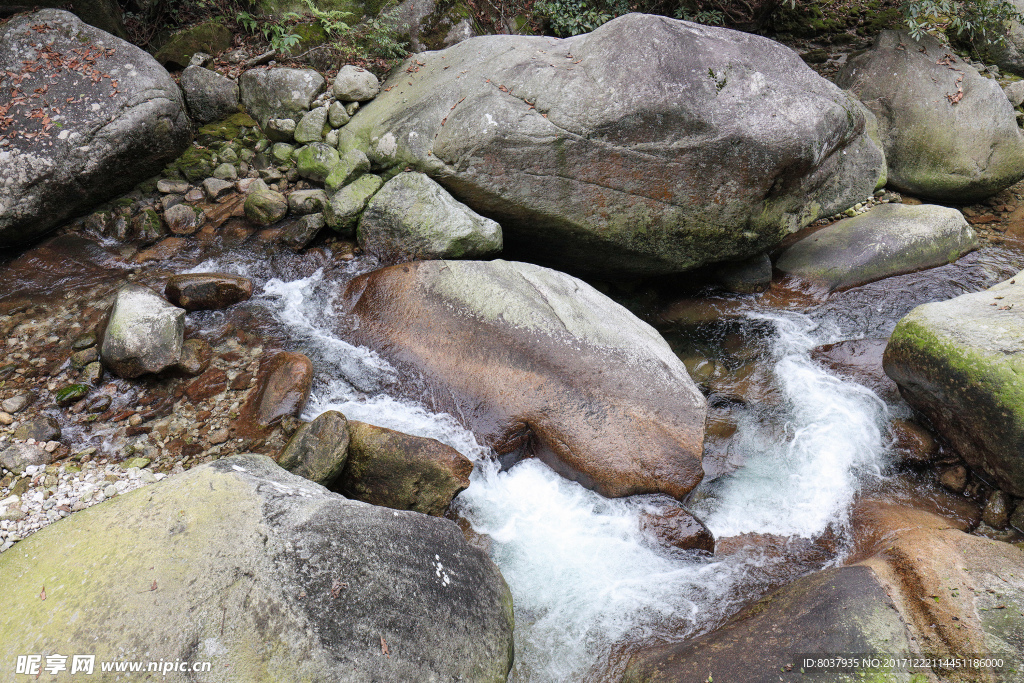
[0,280,298,552]
[0,459,169,553]
[933,458,1024,542]
[817,188,901,224]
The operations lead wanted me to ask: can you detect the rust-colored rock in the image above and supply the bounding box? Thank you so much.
[888,418,939,465]
[184,368,227,402]
[639,507,714,553]
[165,273,253,311]
[342,260,706,500]
[811,338,899,401]
[238,352,313,432]
[340,420,473,517]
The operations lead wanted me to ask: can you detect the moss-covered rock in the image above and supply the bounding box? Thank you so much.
[166,146,218,182]
[775,203,977,291]
[884,270,1024,496]
[325,173,384,233]
[341,420,473,516]
[295,141,341,182]
[244,190,289,225]
[0,454,516,683]
[153,21,233,69]
[358,171,502,260]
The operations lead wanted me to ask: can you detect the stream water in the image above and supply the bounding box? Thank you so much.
[6,234,1023,682]
[216,243,1019,681]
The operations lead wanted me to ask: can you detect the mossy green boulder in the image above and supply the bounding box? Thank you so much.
[775,203,977,292]
[244,190,289,225]
[277,410,351,484]
[296,142,341,183]
[358,171,502,260]
[325,173,384,233]
[341,420,473,516]
[838,30,1024,202]
[0,454,515,682]
[884,270,1024,496]
[153,21,233,69]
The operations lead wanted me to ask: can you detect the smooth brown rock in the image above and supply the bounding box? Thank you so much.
[342,260,706,500]
[982,489,1013,530]
[889,418,939,465]
[238,352,313,431]
[184,367,227,403]
[341,420,473,517]
[165,273,253,311]
[639,507,714,553]
[811,338,899,401]
[277,410,350,485]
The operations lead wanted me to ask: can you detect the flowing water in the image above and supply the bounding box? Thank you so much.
[240,258,905,681]
[8,234,1023,682]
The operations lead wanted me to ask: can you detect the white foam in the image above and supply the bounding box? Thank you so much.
[693,312,888,538]
[261,271,891,682]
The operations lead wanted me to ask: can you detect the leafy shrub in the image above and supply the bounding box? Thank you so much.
[901,0,1024,44]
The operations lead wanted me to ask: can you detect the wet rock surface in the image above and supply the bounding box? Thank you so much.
[342,420,473,517]
[165,272,254,310]
[343,259,707,500]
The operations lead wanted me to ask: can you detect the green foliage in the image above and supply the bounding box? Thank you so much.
[537,0,631,37]
[236,10,303,53]
[901,0,1024,44]
[299,0,408,59]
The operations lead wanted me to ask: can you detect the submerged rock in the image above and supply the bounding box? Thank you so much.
[358,171,503,260]
[0,10,191,247]
[639,507,714,553]
[342,420,473,517]
[0,455,516,682]
[343,259,707,500]
[340,14,883,276]
[884,270,1024,496]
[100,284,185,378]
[775,203,977,291]
[837,30,1024,202]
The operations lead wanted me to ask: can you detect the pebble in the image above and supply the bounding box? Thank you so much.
[0,460,166,553]
[0,412,12,426]
[2,395,28,414]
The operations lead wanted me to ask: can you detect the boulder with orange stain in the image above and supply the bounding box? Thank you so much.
[342,259,707,500]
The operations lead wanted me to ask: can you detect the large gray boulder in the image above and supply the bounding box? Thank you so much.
[100,284,185,378]
[339,13,883,276]
[0,455,515,682]
[0,9,191,247]
[883,271,1024,497]
[837,30,1024,202]
[982,0,1024,76]
[775,203,977,291]
[622,566,917,683]
[239,67,326,128]
[359,171,503,259]
[180,65,240,124]
[342,259,708,500]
